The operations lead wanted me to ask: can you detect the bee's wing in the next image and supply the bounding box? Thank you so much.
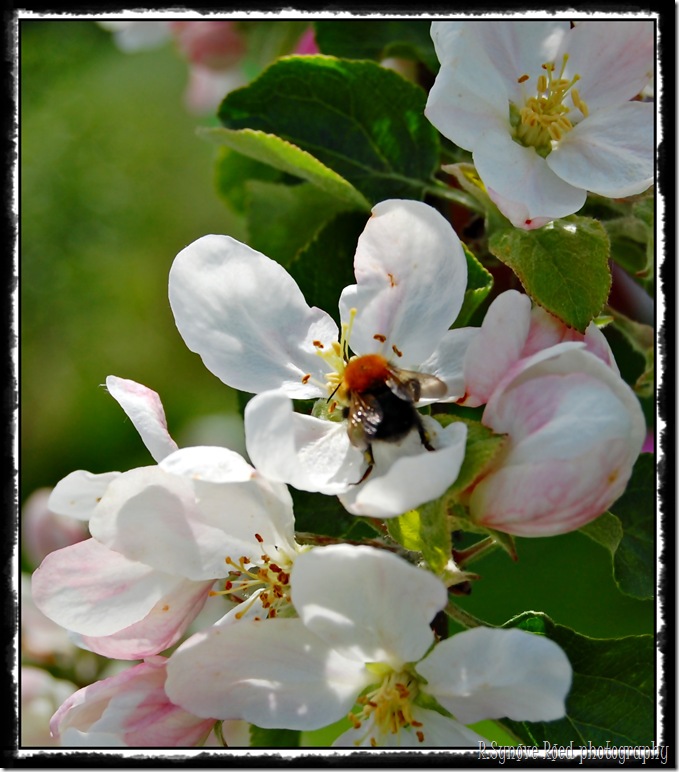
[386,369,447,403]
[347,392,384,448]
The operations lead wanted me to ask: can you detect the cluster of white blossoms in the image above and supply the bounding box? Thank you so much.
[28,19,652,749]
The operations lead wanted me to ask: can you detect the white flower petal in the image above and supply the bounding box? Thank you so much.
[48,470,121,521]
[90,462,297,581]
[474,133,587,227]
[158,445,255,483]
[106,376,178,462]
[31,539,182,637]
[169,234,338,397]
[426,27,512,152]
[547,101,655,198]
[338,418,467,518]
[339,200,467,364]
[165,618,371,730]
[418,327,479,403]
[560,21,654,110]
[333,706,486,747]
[416,627,572,724]
[244,390,365,495]
[291,545,446,665]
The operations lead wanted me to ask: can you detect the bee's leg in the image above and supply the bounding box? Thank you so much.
[354,444,375,485]
[416,417,436,452]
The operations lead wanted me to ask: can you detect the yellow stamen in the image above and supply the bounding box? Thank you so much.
[513,53,589,156]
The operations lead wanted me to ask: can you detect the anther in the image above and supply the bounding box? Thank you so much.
[373,334,387,343]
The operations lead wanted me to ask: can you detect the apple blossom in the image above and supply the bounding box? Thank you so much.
[32,445,305,659]
[49,657,215,747]
[466,343,646,536]
[458,289,618,407]
[425,20,654,228]
[165,545,572,747]
[169,199,475,517]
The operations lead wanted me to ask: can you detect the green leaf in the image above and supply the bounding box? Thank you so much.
[201,125,370,210]
[249,725,301,748]
[581,454,655,600]
[245,180,352,268]
[214,146,283,214]
[314,20,439,73]
[217,55,440,203]
[454,243,494,327]
[288,211,368,326]
[488,216,611,333]
[387,498,451,575]
[502,612,654,746]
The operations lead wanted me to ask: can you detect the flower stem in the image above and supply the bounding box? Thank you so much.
[453,536,499,568]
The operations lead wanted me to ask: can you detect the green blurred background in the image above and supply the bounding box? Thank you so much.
[21,20,245,507]
[20,20,654,641]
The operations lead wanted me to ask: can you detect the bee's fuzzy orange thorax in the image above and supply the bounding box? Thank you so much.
[343,354,390,393]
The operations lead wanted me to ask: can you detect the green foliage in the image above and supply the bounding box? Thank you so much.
[314,20,439,73]
[249,725,301,748]
[217,56,441,203]
[503,612,654,746]
[387,499,451,575]
[488,216,611,332]
[580,453,655,600]
[454,243,494,327]
[203,125,370,210]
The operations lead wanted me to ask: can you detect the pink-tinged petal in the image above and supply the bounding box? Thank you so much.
[418,327,479,403]
[339,200,467,364]
[169,234,338,398]
[31,539,183,637]
[474,133,587,228]
[417,627,571,724]
[524,308,619,375]
[547,101,654,198]
[338,418,467,518]
[426,27,512,152]
[333,706,486,748]
[165,618,371,730]
[244,390,365,495]
[291,545,446,666]
[560,21,654,110]
[460,290,532,407]
[51,657,215,748]
[47,470,121,521]
[78,579,214,659]
[106,376,178,462]
[471,346,646,536]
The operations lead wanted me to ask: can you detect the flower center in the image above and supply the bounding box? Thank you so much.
[348,664,426,746]
[210,533,293,621]
[511,54,589,157]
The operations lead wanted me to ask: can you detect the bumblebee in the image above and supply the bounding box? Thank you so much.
[340,353,447,477]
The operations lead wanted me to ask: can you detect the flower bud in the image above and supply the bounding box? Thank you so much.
[468,344,646,536]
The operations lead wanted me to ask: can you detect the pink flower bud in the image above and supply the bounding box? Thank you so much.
[459,290,618,407]
[467,344,646,536]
